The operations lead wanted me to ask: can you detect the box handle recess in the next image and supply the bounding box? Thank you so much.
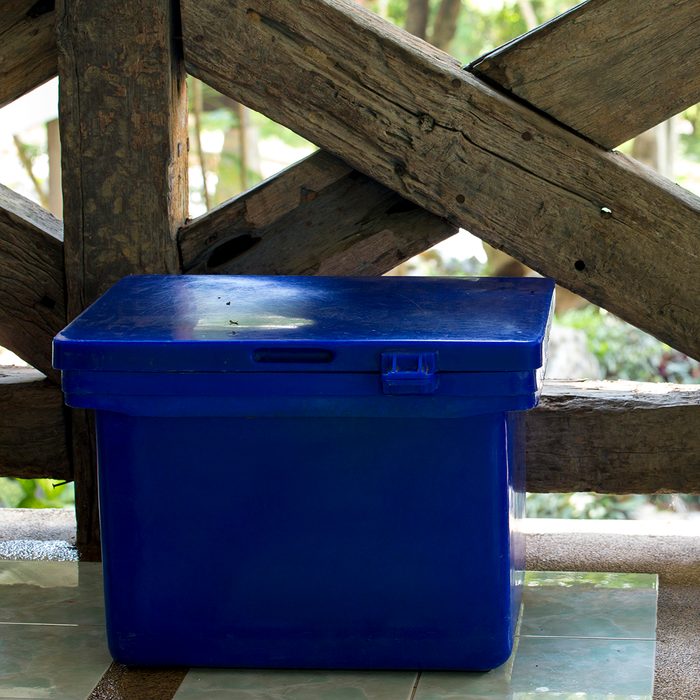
[253,348,335,364]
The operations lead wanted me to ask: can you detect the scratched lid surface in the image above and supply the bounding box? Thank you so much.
[53,274,554,373]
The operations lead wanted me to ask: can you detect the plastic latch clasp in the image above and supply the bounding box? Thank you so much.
[381,351,438,395]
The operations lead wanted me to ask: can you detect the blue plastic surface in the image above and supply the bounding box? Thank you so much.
[54,275,554,373]
[53,275,554,671]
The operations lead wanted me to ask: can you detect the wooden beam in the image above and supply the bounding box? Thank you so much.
[0,366,70,480]
[0,184,65,380]
[179,150,457,274]
[57,0,188,550]
[182,0,700,361]
[470,0,700,149]
[0,0,58,108]
[526,381,700,494]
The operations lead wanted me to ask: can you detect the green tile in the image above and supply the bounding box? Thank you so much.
[174,670,418,700]
[416,637,655,699]
[0,562,103,626]
[0,624,112,699]
[520,571,658,640]
[512,636,655,697]
[520,586,657,641]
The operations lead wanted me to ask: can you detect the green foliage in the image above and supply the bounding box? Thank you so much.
[680,105,700,162]
[527,492,700,519]
[200,108,237,133]
[557,306,700,383]
[0,478,74,509]
[398,248,487,276]
[526,493,647,520]
[251,111,315,150]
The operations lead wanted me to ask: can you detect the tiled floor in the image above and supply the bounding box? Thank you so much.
[0,562,112,699]
[0,563,657,699]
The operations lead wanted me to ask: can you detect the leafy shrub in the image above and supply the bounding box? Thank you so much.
[0,478,74,508]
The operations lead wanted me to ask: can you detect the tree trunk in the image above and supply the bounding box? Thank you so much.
[405,0,429,39]
[430,0,462,51]
[47,119,62,219]
[517,0,538,30]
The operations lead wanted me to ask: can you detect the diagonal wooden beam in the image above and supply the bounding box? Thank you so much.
[178,150,457,274]
[0,184,65,380]
[182,0,700,361]
[0,0,58,108]
[470,0,700,149]
[0,366,70,480]
[526,381,700,494]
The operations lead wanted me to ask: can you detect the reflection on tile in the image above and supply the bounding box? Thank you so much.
[415,571,658,700]
[0,624,112,699]
[0,565,655,700]
[0,562,104,626]
[174,670,418,700]
[417,637,655,699]
[512,636,655,697]
[524,571,658,590]
[520,572,658,640]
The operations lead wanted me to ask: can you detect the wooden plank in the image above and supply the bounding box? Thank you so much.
[526,380,700,494]
[0,0,57,108]
[0,184,65,380]
[57,0,188,549]
[0,366,70,480]
[179,150,457,274]
[470,0,700,149]
[182,0,700,361]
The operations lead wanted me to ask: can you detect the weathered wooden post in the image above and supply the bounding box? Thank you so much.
[56,0,188,552]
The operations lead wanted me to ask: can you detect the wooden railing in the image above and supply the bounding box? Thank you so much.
[1,0,699,547]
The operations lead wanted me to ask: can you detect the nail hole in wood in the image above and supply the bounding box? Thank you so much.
[39,295,56,310]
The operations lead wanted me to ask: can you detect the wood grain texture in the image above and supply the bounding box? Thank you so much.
[470,0,700,149]
[179,150,456,274]
[0,184,64,380]
[0,366,70,480]
[0,0,57,108]
[182,0,700,361]
[526,380,700,494]
[57,0,188,548]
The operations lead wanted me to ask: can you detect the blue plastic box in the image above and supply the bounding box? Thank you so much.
[54,275,554,670]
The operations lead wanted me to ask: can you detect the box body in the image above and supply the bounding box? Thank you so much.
[54,275,552,670]
[95,411,524,669]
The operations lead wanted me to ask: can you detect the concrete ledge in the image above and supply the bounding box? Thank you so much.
[0,508,77,560]
[0,507,75,542]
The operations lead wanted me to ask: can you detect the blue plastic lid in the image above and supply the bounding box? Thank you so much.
[53,275,554,373]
